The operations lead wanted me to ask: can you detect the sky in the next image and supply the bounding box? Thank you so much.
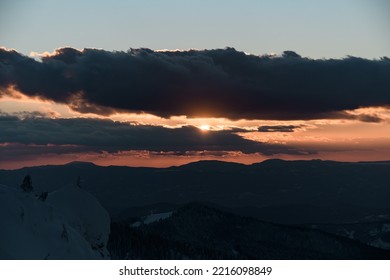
[0,0,390,169]
[1,0,390,58]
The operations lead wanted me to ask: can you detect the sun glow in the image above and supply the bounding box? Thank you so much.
[200,124,210,131]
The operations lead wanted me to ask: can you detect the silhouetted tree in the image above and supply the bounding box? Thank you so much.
[20,175,33,192]
[38,192,48,202]
[61,224,69,242]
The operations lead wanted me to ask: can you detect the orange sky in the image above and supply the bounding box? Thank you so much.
[1,91,390,169]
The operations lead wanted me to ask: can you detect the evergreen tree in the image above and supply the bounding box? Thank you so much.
[20,175,33,192]
[38,192,48,202]
[61,224,69,242]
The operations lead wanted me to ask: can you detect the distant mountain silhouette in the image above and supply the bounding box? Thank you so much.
[173,160,247,172]
[64,161,98,168]
[1,159,389,224]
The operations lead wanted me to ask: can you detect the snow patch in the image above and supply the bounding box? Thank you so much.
[382,223,390,232]
[131,212,172,227]
[0,185,100,259]
[144,212,173,224]
[343,229,355,239]
[47,184,111,258]
[370,238,390,250]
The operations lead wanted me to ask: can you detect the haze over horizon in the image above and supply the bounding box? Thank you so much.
[1,0,390,169]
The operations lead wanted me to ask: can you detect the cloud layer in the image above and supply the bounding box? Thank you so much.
[1,47,390,120]
[0,116,306,156]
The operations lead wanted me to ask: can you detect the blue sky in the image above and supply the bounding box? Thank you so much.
[1,0,389,58]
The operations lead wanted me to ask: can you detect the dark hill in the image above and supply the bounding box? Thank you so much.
[109,203,390,259]
[1,159,389,224]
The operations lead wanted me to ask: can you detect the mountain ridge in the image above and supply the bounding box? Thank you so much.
[1,159,389,224]
[5,158,390,172]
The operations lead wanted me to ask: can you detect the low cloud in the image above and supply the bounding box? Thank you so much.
[258,125,302,133]
[0,47,389,120]
[354,113,383,123]
[0,116,308,156]
[0,110,57,119]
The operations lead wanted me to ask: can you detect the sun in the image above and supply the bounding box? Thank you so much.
[199,124,210,131]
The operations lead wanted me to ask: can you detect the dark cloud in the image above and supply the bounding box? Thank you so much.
[0,110,57,119]
[258,125,302,133]
[0,143,89,159]
[325,111,384,123]
[147,150,242,157]
[0,116,308,156]
[1,47,390,120]
[354,113,383,123]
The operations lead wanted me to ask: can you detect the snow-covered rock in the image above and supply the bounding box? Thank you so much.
[143,212,173,224]
[131,211,172,227]
[47,184,111,258]
[0,184,100,259]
